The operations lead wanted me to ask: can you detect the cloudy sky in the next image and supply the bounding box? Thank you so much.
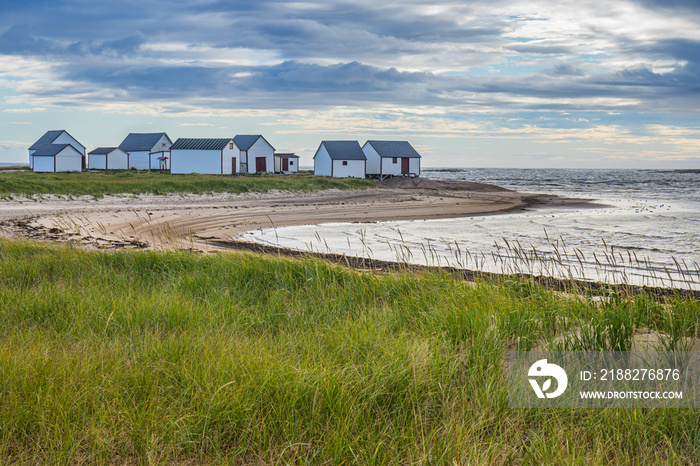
[1,0,699,168]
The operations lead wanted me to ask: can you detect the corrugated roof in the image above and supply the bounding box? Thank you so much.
[88,147,118,155]
[317,141,366,160]
[170,138,232,151]
[31,144,71,156]
[233,135,262,151]
[119,133,170,152]
[366,140,421,158]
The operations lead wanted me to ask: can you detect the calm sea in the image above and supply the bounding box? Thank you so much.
[242,168,700,289]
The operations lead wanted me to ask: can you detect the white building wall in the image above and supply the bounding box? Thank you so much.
[362,144,381,175]
[55,146,83,172]
[149,151,170,170]
[313,146,332,176]
[380,157,401,176]
[149,152,160,170]
[33,156,55,172]
[332,159,365,178]
[52,132,85,155]
[108,149,129,170]
[410,158,420,176]
[153,134,172,153]
[88,154,107,170]
[222,141,238,175]
[128,151,150,170]
[378,157,420,176]
[275,157,300,173]
[170,149,223,174]
[248,138,274,173]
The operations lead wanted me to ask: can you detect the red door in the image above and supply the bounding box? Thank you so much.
[255,157,266,172]
[401,157,409,174]
[232,157,236,174]
[282,158,289,171]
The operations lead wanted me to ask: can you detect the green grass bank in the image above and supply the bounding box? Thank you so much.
[0,171,374,198]
[0,238,698,464]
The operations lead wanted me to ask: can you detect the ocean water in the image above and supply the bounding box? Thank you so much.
[241,169,700,289]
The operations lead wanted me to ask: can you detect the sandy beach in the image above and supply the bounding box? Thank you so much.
[0,178,593,251]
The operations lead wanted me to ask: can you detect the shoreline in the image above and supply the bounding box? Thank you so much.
[0,180,601,252]
[2,181,698,294]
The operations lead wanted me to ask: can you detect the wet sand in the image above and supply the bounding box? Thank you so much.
[0,180,595,251]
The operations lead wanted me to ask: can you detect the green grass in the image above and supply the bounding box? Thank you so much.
[0,171,375,197]
[0,165,30,171]
[0,238,698,464]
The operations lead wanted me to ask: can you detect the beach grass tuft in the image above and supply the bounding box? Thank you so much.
[0,238,698,463]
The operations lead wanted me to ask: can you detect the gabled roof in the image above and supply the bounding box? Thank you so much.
[365,140,421,158]
[233,134,275,151]
[29,130,85,151]
[88,147,120,155]
[119,132,171,152]
[31,144,71,156]
[315,141,366,160]
[170,138,232,151]
[30,131,64,150]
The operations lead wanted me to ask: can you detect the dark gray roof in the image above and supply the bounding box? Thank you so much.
[88,147,119,155]
[316,141,366,160]
[30,130,84,151]
[365,140,421,158]
[119,133,171,152]
[232,135,257,151]
[171,138,232,151]
[30,130,63,150]
[233,135,275,151]
[31,144,71,156]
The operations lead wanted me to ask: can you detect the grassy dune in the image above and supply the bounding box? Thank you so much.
[0,238,698,464]
[0,171,374,197]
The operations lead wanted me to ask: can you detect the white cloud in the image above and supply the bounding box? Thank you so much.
[3,108,45,113]
[0,140,30,150]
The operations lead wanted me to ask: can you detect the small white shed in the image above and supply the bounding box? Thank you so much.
[233,135,275,174]
[362,140,421,178]
[29,130,85,172]
[118,132,172,170]
[274,153,300,173]
[87,147,129,170]
[313,141,366,179]
[170,138,239,175]
[31,144,83,172]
